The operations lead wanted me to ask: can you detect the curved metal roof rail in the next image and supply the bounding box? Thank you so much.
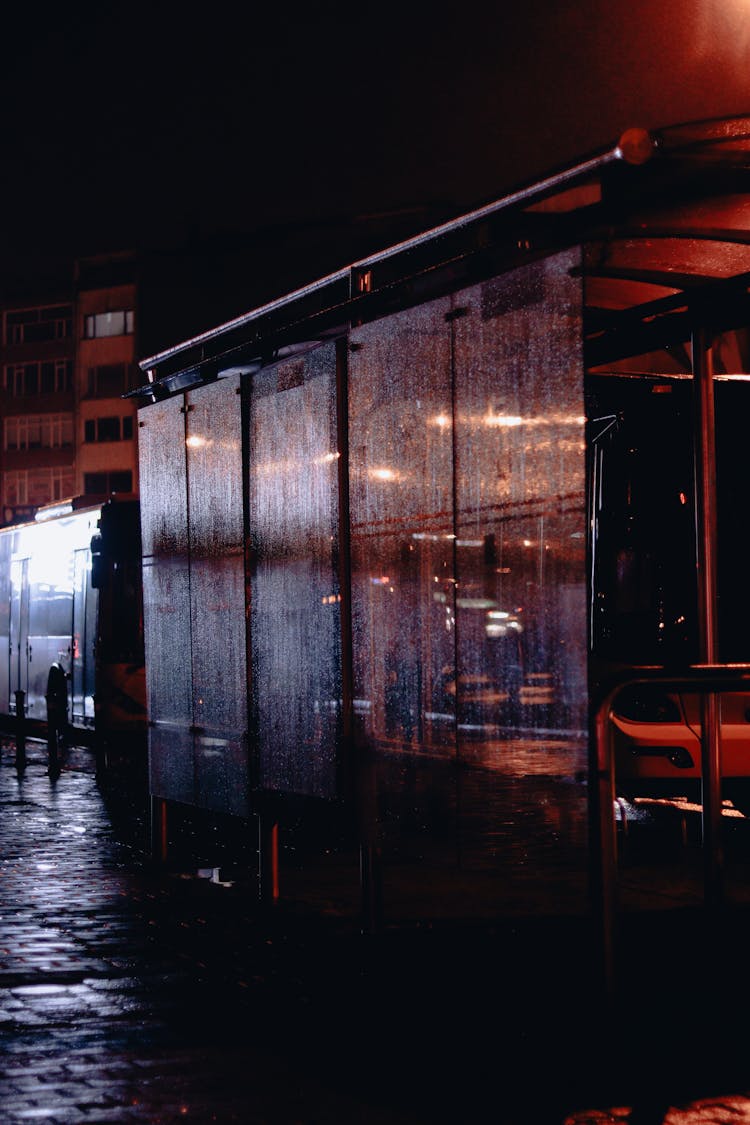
[135,128,660,390]
[133,116,750,399]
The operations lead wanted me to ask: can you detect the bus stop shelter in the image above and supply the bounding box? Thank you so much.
[132,116,750,998]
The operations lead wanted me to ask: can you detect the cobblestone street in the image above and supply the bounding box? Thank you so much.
[0,738,432,1124]
[5,736,750,1124]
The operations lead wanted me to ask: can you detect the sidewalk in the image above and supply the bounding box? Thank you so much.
[3,736,750,1124]
[0,737,428,1124]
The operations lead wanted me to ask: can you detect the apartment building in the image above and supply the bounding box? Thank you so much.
[0,253,139,525]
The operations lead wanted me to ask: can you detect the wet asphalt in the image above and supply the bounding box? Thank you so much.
[4,736,750,1124]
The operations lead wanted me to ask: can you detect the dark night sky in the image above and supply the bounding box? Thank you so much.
[2,1,750,347]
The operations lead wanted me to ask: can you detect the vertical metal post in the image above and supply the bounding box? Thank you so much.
[150,795,169,864]
[46,716,60,780]
[691,324,724,908]
[593,688,619,1002]
[14,689,26,771]
[336,337,378,932]
[258,815,279,903]
[357,755,383,933]
[359,840,383,935]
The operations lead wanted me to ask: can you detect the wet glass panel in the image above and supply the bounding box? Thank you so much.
[586,309,750,913]
[142,557,194,804]
[588,374,698,666]
[83,558,97,723]
[451,254,589,915]
[709,370,750,904]
[190,555,248,816]
[249,344,340,798]
[349,298,455,761]
[20,511,94,722]
[71,548,96,725]
[0,533,10,712]
[8,555,29,708]
[138,399,189,558]
[186,376,244,556]
[186,376,248,815]
[586,357,707,914]
[713,325,750,376]
[349,297,461,922]
[137,398,193,802]
[715,374,750,662]
[585,311,739,915]
[349,256,590,924]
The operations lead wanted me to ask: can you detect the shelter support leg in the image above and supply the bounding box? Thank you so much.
[150,796,169,864]
[14,690,26,772]
[359,843,383,935]
[258,816,279,904]
[358,756,382,934]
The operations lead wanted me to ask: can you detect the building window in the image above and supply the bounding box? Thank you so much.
[83,309,134,338]
[86,362,134,396]
[4,413,74,450]
[84,415,134,443]
[4,467,75,507]
[4,305,72,345]
[4,360,73,396]
[84,470,132,494]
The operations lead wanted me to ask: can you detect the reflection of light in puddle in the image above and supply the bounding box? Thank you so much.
[12,984,68,996]
[616,796,745,820]
[635,796,744,818]
[564,1093,750,1123]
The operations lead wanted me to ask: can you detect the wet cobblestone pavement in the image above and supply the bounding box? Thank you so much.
[5,737,750,1123]
[0,738,431,1124]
